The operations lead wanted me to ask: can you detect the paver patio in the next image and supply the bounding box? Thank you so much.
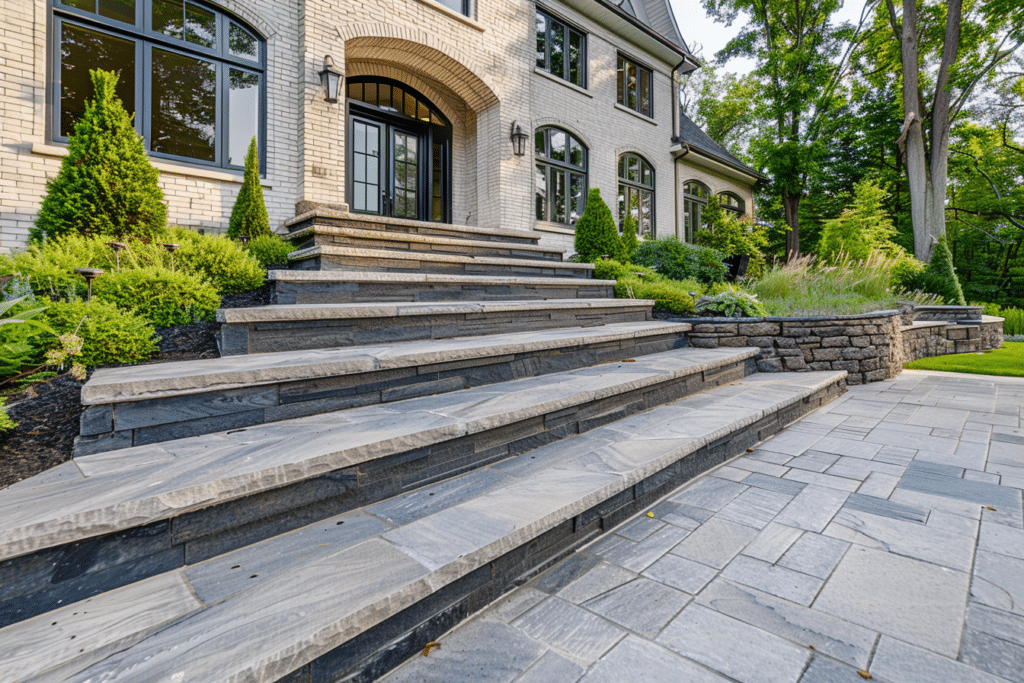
[380,370,1024,683]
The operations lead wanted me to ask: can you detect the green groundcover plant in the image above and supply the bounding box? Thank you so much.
[904,342,1024,378]
[594,259,702,315]
[43,299,158,367]
[92,267,220,327]
[631,237,727,283]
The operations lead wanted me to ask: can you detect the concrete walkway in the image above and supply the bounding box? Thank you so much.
[380,370,1024,683]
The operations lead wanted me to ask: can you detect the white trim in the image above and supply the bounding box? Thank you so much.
[30,142,273,188]
[614,102,657,125]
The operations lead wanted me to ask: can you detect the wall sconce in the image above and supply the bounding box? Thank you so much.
[319,55,343,103]
[509,121,528,157]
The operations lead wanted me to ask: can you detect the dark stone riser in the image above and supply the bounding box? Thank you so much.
[291,255,593,280]
[271,281,614,306]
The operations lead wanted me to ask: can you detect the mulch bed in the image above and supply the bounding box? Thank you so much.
[0,272,283,489]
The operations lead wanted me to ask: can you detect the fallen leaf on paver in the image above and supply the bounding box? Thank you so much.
[422,642,440,657]
[746,448,754,452]
[807,645,815,650]
[647,512,655,518]
[857,671,872,679]
[622,359,636,362]
[985,506,997,511]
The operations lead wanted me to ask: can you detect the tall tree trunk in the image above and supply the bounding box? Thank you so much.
[898,0,931,261]
[782,190,801,260]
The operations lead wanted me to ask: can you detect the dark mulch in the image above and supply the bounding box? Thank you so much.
[0,274,285,488]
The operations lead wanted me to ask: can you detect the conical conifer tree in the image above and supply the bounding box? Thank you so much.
[621,213,638,261]
[34,70,166,241]
[228,138,270,239]
[574,189,624,263]
[922,236,967,305]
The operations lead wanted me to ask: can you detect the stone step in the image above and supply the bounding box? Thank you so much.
[269,270,615,305]
[75,321,690,455]
[285,208,542,246]
[0,371,848,683]
[288,245,594,279]
[288,225,565,262]
[0,347,760,627]
[217,299,654,356]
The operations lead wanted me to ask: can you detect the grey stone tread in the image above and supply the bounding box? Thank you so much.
[290,225,563,257]
[269,269,614,286]
[288,244,595,270]
[0,371,846,683]
[82,321,689,404]
[0,347,762,561]
[284,208,542,243]
[216,298,649,324]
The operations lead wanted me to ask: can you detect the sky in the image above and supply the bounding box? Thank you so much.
[668,0,869,75]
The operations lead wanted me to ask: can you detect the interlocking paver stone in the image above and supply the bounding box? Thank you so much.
[742,521,805,563]
[669,517,758,569]
[971,550,1024,616]
[578,635,729,683]
[720,555,825,606]
[554,563,637,605]
[669,477,747,512]
[581,578,691,638]
[773,484,850,532]
[511,597,625,665]
[959,628,1024,681]
[815,546,970,656]
[514,650,584,683]
[656,604,811,683]
[777,532,850,579]
[715,487,794,530]
[870,636,1008,683]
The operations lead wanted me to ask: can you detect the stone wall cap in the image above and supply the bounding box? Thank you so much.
[673,310,902,324]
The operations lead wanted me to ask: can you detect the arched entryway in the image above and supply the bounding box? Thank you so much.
[346,77,452,223]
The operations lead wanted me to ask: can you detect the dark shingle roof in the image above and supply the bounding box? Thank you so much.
[677,113,763,180]
[608,0,689,51]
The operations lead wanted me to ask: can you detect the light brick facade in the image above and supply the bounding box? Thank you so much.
[0,0,758,254]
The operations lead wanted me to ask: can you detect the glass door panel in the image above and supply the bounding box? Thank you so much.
[351,118,382,214]
[392,129,419,219]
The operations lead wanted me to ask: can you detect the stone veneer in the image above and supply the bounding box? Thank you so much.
[677,310,1005,385]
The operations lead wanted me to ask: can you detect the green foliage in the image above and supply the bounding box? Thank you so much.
[0,293,56,382]
[984,305,1024,336]
[228,138,271,239]
[694,200,769,278]
[92,267,220,327]
[594,259,701,315]
[921,237,967,305]
[574,189,624,262]
[0,397,16,433]
[818,179,903,263]
[620,214,638,261]
[167,228,264,294]
[34,70,166,242]
[696,287,768,318]
[43,299,158,367]
[632,237,727,283]
[889,255,927,294]
[904,342,1024,378]
[679,61,760,154]
[244,234,295,268]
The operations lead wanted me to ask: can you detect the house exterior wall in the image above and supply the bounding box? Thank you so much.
[0,0,756,255]
[674,158,758,241]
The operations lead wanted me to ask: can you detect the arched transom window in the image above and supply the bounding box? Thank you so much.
[52,0,265,170]
[718,192,746,216]
[535,127,587,225]
[617,153,654,237]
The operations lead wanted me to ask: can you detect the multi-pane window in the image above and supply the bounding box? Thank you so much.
[535,127,587,226]
[616,54,652,117]
[53,0,264,170]
[682,180,709,242]
[535,9,586,88]
[617,153,654,238]
[435,0,471,16]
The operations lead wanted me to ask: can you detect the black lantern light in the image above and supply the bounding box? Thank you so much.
[319,55,343,103]
[509,121,528,157]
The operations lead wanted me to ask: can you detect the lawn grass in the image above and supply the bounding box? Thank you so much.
[904,342,1024,378]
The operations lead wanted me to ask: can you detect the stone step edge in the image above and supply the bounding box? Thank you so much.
[283,208,542,243]
[0,349,760,563]
[288,225,563,256]
[268,270,615,287]
[5,371,848,683]
[215,298,655,324]
[82,322,690,405]
[286,244,595,270]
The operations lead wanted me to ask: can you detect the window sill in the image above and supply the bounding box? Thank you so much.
[30,142,273,188]
[614,103,657,125]
[411,0,486,32]
[533,68,592,98]
[534,221,575,235]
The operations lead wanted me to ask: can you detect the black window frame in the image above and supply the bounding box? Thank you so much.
[718,191,746,216]
[534,126,588,226]
[617,152,655,238]
[616,53,653,118]
[535,7,587,89]
[682,180,710,243]
[51,0,266,172]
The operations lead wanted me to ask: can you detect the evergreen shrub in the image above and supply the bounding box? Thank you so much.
[632,237,727,283]
[44,299,158,367]
[621,214,639,261]
[228,138,271,239]
[922,237,967,305]
[34,70,166,241]
[168,228,265,294]
[574,189,624,262]
[244,234,295,268]
[92,267,221,327]
[694,200,769,279]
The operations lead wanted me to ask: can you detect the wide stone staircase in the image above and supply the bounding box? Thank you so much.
[0,216,848,682]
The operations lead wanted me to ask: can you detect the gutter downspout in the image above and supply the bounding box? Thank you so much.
[675,143,691,241]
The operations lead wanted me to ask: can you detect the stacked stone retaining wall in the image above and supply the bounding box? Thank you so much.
[679,310,1005,385]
